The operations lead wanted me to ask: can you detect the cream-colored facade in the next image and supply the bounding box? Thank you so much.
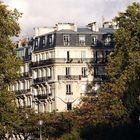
[31,46,93,112]
[13,22,115,113]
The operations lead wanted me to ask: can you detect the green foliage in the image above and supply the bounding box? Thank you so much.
[59,128,81,140]
[105,2,140,123]
[74,95,128,127]
[0,1,22,138]
[106,2,140,94]
[13,108,39,140]
[74,2,140,134]
[40,112,73,139]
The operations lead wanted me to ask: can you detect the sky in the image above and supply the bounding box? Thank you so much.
[2,0,140,37]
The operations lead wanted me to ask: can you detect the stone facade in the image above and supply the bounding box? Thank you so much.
[13,22,115,113]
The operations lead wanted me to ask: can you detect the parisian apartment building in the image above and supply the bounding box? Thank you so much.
[12,22,115,113]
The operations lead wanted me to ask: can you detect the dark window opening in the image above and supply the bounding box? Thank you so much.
[67,102,72,110]
[63,35,70,46]
[66,84,72,95]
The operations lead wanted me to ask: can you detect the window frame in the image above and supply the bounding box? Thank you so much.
[91,35,97,45]
[66,67,71,76]
[67,102,72,111]
[63,35,70,46]
[81,67,87,77]
[66,84,72,95]
[79,35,85,46]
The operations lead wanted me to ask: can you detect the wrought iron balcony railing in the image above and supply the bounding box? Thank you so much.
[15,89,31,95]
[66,92,73,95]
[30,58,109,68]
[94,75,109,81]
[31,58,94,67]
[34,94,48,100]
[93,58,108,64]
[20,72,30,78]
[58,75,81,80]
[33,76,51,84]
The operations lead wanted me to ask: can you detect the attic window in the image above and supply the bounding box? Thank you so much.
[63,35,70,46]
[104,34,111,46]
[35,39,38,47]
[91,35,97,45]
[42,37,45,47]
[79,35,85,46]
[48,35,53,45]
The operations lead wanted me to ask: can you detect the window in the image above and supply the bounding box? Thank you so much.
[67,102,72,111]
[66,67,71,76]
[24,63,29,72]
[48,85,52,94]
[48,35,53,45]
[35,39,38,47]
[94,51,104,63]
[94,66,105,76]
[65,51,70,62]
[79,35,85,46]
[47,67,52,78]
[91,35,97,45]
[66,84,72,95]
[63,35,70,46]
[104,34,111,46]
[42,37,45,47]
[81,67,87,77]
[97,51,104,58]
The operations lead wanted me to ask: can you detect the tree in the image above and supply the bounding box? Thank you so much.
[105,2,140,123]
[41,112,73,139]
[12,108,39,140]
[0,1,22,139]
[74,2,140,138]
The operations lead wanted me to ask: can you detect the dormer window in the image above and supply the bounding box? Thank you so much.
[104,34,111,46]
[48,35,52,46]
[63,35,70,46]
[91,35,97,45]
[35,39,38,47]
[42,37,45,47]
[79,35,85,46]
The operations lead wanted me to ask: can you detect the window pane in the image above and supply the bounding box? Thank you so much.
[79,35,85,46]
[63,35,70,46]
[67,102,72,110]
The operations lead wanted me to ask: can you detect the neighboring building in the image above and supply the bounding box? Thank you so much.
[93,22,115,82]
[13,22,115,113]
[13,38,33,108]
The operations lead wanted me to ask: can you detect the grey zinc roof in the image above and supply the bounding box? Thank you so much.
[99,28,115,34]
[77,28,93,33]
[56,29,76,33]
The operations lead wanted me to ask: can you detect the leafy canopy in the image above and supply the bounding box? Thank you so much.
[0,1,22,138]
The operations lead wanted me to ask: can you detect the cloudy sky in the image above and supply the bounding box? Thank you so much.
[3,0,140,37]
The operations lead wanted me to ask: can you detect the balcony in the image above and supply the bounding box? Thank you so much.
[58,75,81,80]
[20,72,30,79]
[94,75,109,82]
[33,77,51,85]
[34,94,48,100]
[31,58,93,67]
[24,55,31,61]
[31,59,55,67]
[66,92,73,95]
[81,75,88,78]
[15,89,31,96]
[93,58,107,65]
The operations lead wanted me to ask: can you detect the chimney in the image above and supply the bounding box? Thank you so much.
[55,23,77,31]
[87,22,98,32]
[103,21,113,28]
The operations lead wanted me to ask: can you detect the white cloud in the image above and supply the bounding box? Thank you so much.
[3,0,140,37]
